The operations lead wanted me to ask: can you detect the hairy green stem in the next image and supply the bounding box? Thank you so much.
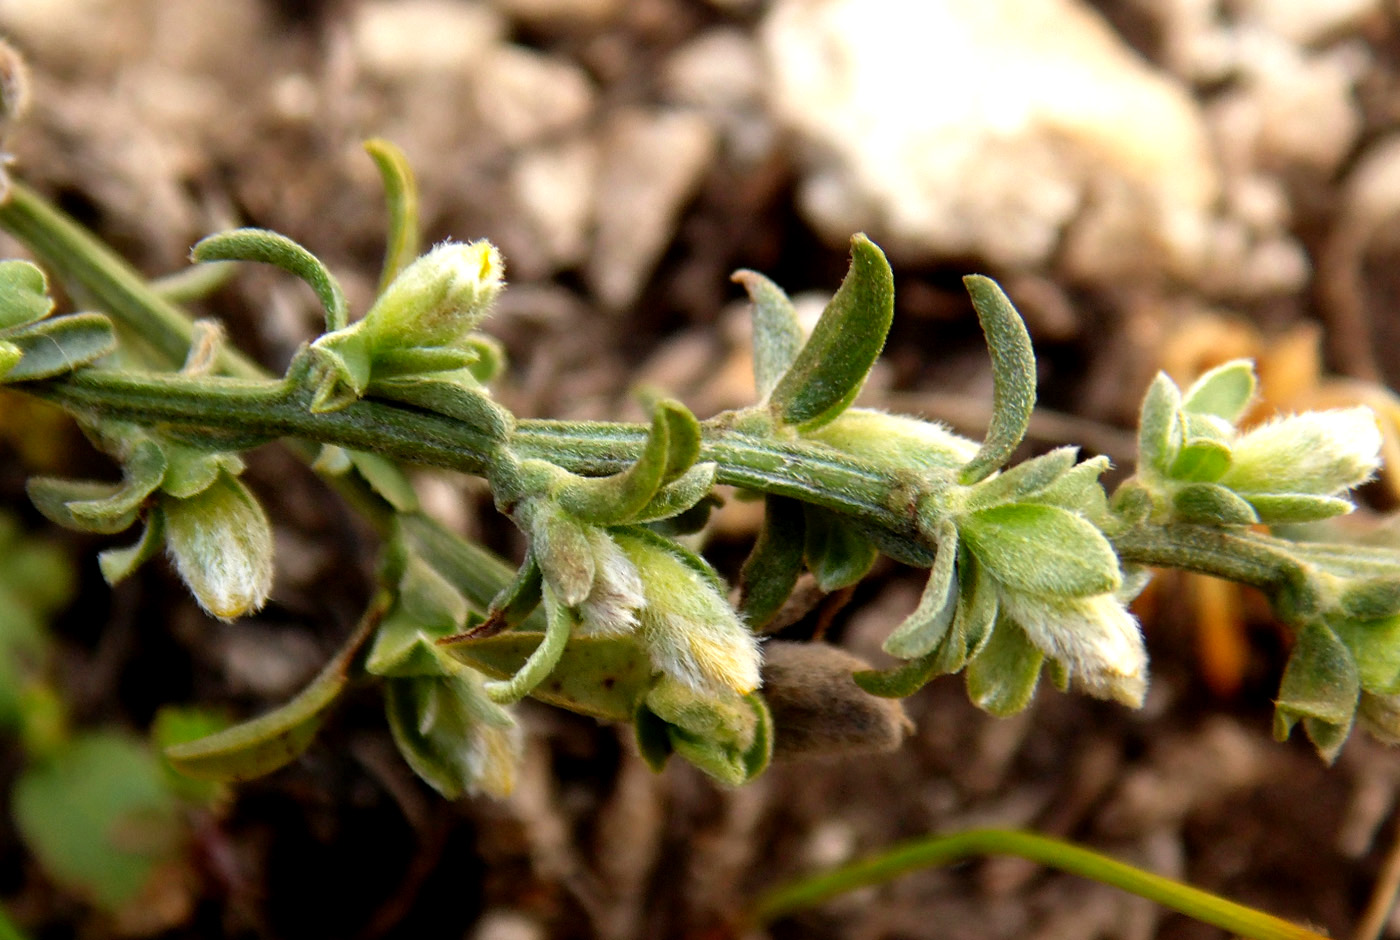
[748,827,1328,940]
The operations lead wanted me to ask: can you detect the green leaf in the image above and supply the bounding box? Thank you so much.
[150,706,232,806]
[366,554,471,677]
[159,443,242,499]
[631,462,718,524]
[13,732,183,911]
[1023,455,1111,519]
[769,234,894,430]
[958,276,1037,484]
[164,612,376,780]
[364,138,421,294]
[556,400,699,523]
[368,373,512,440]
[530,502,596,607]
[883,519,958,659]
[370,345,478,377]
[193,227,349,331]
[477,554,543,638]
[97,510,165,585]
[26,436,167,535]
[1303,716,1352,764]
[385,670,518,799]
[0,339,22,379]
[964,447,1078,511]
[1167,438,1232,483]
[1137,373,1183,477]
[307,329,372,412]
[804,506,879,592]
[440,631,655,721]
[483,590,574,703]
[1170,483,1260,525]
[3,312,115,380]
[1340,578,1400,621]
[348,449,419,512]
[633,701,675,772]
[0,259,53,329]
[732,268,803,401]
[1332,615,1400,694]
[1274,622,1359,746]
[853,651,941,699]
[1181,359,1255,423]
[1246,493,1355,524]
[738,495,805,629]
[645,679,772,786]
[965,617,1045,717]
[959,503,1120,597]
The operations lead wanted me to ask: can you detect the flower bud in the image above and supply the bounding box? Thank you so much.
[1220,407,1382,497]
[361,240,503,352]
[613,530,762,695]
[804,408,979,473]
[998,589,1147,706]
[162,472,273,620]
[575,527,645,637]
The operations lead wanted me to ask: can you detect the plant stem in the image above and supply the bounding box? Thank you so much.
[747,827,1329,940]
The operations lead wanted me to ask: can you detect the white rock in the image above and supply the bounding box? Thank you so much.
[1236,0,1379,44]
[761,0,1219,279]
[509,137,599,270]
[663,28,764,112]
[473,45,596,147]
[352,0,505,77]
[488,0,622,25]
[586,109,717,310]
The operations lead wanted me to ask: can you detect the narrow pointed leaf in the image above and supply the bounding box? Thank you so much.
[965,447,1078,511]
[97,510,165,585]
[959,503,1120,597]
[883,520,958,658]
[0,259,53,329]
[476,554,543,638]
[364,373,511,439]
[733,268,802,401]
[3,312,115,380]
[193,228,349,330]
[364,138,421,293]
[965,617,1044,716]
[958,276,1037,484]
[441,631,654,721]
[769,234,894,429]
[1246,493,1355,524]
[164,612,376,780]
[739,495,805,629]
[1181,359,1255,422]
[1137,374,1183,477]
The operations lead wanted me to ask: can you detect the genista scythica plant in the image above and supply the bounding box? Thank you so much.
[3,129,1400,795]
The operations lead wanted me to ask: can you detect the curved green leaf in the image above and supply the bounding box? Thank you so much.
[364,138,421,294]
[164,611,376,781]
[732,268,802,401]
[192,228,348,330]
[804,506,879,592]
[440,631,654,721]
[556,400,699,524]
[483,593,575,703]
[883,519,958,659]
[965,617,1044,716]
[739,495,806,629]
[958,276,1036,484]
[1274,622,1359,758]
[769,234,894,430]
[1171,483,1260,526]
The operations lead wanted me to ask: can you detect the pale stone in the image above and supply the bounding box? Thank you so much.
[586,109,717,310]
[488,0,623,25]
[1236,0,1379,44]
[352,0,505,77]
[662,28,764,112]
[761,0,1220,279]
[473,45,596,147]
[509,137,599,270]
